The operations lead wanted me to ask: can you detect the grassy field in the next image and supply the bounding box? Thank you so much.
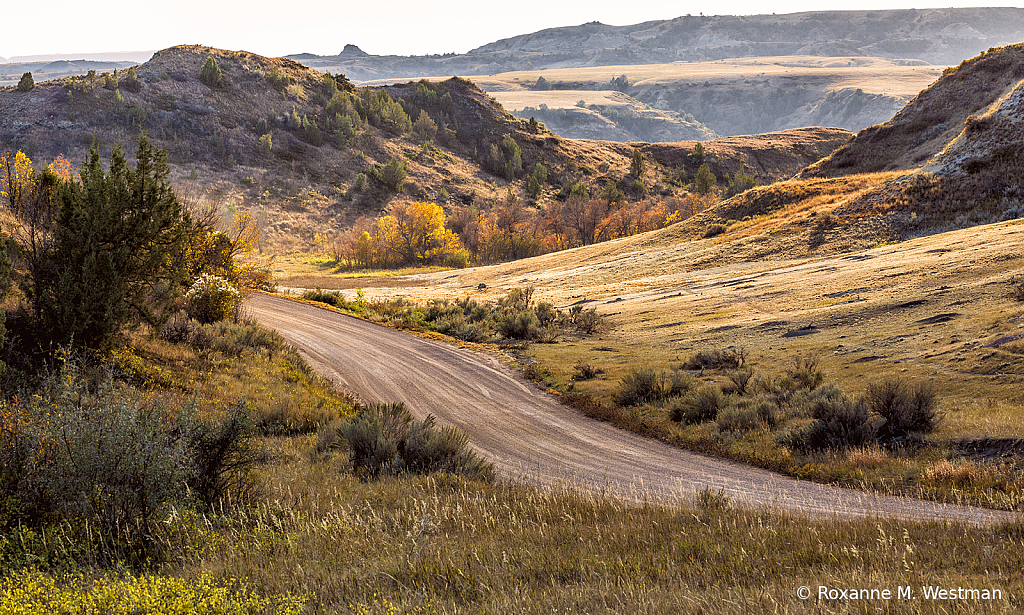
[4,312,1022,613]
[273,204,1024,511]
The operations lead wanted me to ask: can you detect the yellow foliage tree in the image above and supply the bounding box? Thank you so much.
[375,201,468,266]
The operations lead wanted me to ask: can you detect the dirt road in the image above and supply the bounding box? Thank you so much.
[249,294,1016,526]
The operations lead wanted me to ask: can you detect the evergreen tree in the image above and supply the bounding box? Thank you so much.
[378,157,407,193]
[121,67,142,93]
[412,110,437,142]
[695,163,717,195]
[38,138,189,348]
[16,72,34,92]
[630,149,646,179]
[200,57,224,88]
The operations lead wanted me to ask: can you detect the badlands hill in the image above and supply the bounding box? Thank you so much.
[0,45,848,251]
[653,42,1024,256]
[295,9,1024,80]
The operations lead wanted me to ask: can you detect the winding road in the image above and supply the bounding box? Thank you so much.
[249,294,1017,526]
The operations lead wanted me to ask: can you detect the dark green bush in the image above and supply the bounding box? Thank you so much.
[615,368,694,407]
[614,368,665,406]
[121,67,142,93]
[715,404,760,433]
[498,310,541,340]
[866,378,937,444]
[16,72,33,92]
[378,157,407,192]
[302,287,342,307]
[186,402,261,506]
[404,415,494,481]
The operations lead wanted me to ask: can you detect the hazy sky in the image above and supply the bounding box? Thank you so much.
[2,0,1018,60]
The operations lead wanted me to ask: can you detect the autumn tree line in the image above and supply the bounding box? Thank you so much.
[326,190,719,269]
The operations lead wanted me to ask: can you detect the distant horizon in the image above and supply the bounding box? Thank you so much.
[3,2,1021,62]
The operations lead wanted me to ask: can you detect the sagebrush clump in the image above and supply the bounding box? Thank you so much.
[336,402,494,481]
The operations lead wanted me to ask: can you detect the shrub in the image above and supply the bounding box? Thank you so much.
[14,370,195,559]
[613,368,665,406]
[160,310,199,343]
[186,402,262,506]
[695,486,731,512]
[337,402,493,481]
[615,368,693,406]
[682,347,746,370]
[185,274,241,323]
[695,163,716,195]
[727,367,754,394]
[302,287,342,307]
[787,354,824,391]
[703,223,727,238]
[668,384,726,424]
[199,56,223,88]
[795,384,873,450]
[404,415,494,481]
[1012,275,1024,301]
[17,72,33,92]
[412,110,437,142]
[498,310,541,340]
[378,157,407,192]
[257,133,273,154]
[866,377,937,444]
[572,362,604,381]
[353,172,367,191]
[121,67,142,93]
[715,404,760,432]
[752,396,779,428]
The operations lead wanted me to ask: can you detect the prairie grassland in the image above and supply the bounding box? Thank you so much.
[275,212,1024,508]
[153,434,1024,614]
[5,320,1023,614]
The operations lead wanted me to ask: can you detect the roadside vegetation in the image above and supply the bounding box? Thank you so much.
[300,285,604,343]
[0,140,1020,613]
[537,349,1024,511]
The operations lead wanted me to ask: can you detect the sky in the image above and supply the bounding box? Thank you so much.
[1,0,1019,61]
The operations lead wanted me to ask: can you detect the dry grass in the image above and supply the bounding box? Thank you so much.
[156,445,1024,613]
[847,446,891,469]
[8,315,1024,613]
